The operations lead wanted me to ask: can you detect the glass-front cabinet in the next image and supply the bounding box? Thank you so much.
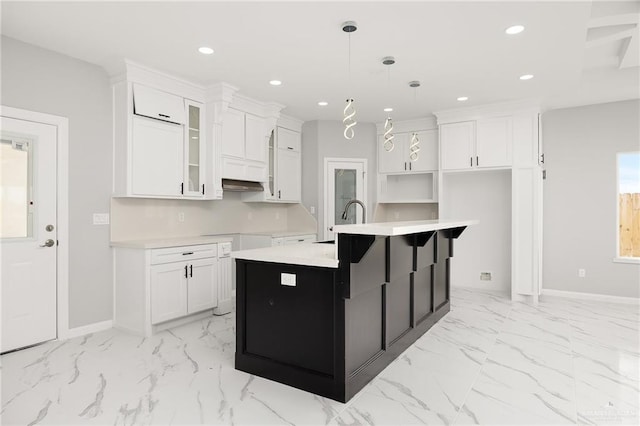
[267,129,276,199]
[184,100,205,197]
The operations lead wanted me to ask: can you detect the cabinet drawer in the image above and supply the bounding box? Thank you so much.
[133,84,185,124]
[284,234,317,245]
[151,244,217,265]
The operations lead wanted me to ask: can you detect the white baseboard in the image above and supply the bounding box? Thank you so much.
[452,282,510,293]
[541,289,640,305]
[62,320,113,340]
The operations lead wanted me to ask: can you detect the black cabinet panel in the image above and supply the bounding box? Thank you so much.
[389,236,415,282]
[414,266,433,322]
[386,276,412,345]
[345,285,383,375]
[245,263,334,376]
[434,233,451,309]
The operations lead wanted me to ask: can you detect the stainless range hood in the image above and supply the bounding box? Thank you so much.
[222,179,264,192]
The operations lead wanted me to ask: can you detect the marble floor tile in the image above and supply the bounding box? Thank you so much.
[2,289,639,425]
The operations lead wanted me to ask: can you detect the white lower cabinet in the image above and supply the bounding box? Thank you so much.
[114,242,231,336]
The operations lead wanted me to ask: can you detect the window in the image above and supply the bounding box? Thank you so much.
[617,152,640,259]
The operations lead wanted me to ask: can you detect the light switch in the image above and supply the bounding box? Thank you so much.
[93,213,109,225]
[281,273,296,287]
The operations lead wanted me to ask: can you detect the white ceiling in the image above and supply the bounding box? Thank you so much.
[2,1,639,123]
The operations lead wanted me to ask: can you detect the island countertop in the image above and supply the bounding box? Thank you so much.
[231,242,338,268]
[333,219,478,236]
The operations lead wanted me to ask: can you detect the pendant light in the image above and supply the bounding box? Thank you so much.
[408,80,421,161]
[382,56,395,152]
[342,21,358,140]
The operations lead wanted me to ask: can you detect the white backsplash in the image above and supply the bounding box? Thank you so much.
[110,192,316,241]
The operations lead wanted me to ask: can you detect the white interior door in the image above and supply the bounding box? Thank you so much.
[325,159,366,240]
[1,116,57,353]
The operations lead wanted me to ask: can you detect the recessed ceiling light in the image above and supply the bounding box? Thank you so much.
[505,25,525,35]
[318,101,328,106]
[457,96,469,101]
[198,47,214,55]
[519,74,534,80]
[269,80,282,86]
[383,107,393,112]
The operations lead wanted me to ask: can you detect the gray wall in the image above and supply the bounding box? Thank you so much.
[302,120,377,239]
[1,36,113,327]
[543,100,640,298]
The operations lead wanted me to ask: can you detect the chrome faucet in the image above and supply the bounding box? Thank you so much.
[341,199,366,224]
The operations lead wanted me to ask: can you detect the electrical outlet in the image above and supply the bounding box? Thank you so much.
[480,272,492,281]
[93,213,109,225]
[178,212,185,223]
[281,273,296,287]
[310,206,316,215]
[578,269,586,278]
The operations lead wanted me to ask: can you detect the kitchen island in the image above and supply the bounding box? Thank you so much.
[232,219,476,403]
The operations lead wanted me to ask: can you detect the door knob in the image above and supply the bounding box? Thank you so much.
[40,239,55,248]
[328,226,334,231]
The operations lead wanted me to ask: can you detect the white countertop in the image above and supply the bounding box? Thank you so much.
[333,219,479,236]
[111,235,233,249]
[232,243,338,269]
[241,230,317,238]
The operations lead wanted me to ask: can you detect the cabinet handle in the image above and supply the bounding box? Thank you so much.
[278,190,281,199]
[184,265,188,278]
[287,147,294,150]
[190,264,193,278]
[298,239,304,242]
[470,157,473,167]
[476,156,479,166]
[182,252,194,256]
[202,184,205,195]
[180,182,184,194]
[404,162,407,171]
[158,113,171,119]
[409,162,412,171]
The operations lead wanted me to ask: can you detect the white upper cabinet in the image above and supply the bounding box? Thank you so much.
[221,108,267,181]
[133,84,185,124]
[221,108,245,159]
[378,130,438,173]
[113,68,211,199]
[476,117,512,168]
[440,121,475,171]
[276,147,301,201]
[245,113,266,163]
[440,118,513,171]
[242,122,303,203]
[131,117,184,197]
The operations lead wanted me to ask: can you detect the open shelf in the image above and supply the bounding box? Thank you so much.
[378,172,437,203]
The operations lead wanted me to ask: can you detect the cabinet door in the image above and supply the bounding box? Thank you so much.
[221,108,245,159]
[276,127,301,152]
[378,133,408,173]
[184,101,205,197]
[440,121,475,171]
[133,84,185,124]
[408,130,438,172]
[151,262,188,324]
[245,113,266,163]
[187,258,218,314]
[132,117,184,197]
[476,117,512,168]
[276,148,301,201]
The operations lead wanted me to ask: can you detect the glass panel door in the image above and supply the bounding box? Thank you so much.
[334,169,357,225]
[0,136,33,239]
[187,104,201,193]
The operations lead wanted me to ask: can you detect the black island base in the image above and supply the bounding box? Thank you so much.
[235,227,468,403]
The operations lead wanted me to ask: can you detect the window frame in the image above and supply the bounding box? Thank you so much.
[614,151,640,264]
